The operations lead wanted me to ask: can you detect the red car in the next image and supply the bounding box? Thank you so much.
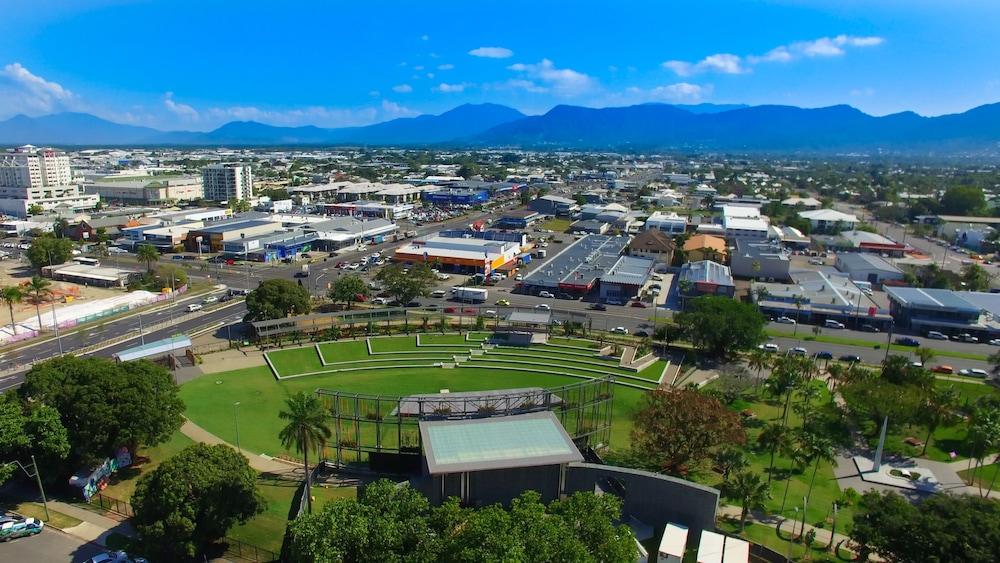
[463,308,478,314]
[931,365,954,374]
[630,301,648,308]
[444,307,457,313]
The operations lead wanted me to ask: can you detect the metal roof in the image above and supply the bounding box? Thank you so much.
[393,387,561,417]
[884,286,982,314]
[522,234,629,288]
[113,335,191,362]
[419,411,582,475]
[680,260,734,287]
[601,255,654,286]
[836,252,902,274]
[196,219,278,234]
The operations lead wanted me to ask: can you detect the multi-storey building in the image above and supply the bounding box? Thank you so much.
[0,145,99,217]
[202,163,253,202]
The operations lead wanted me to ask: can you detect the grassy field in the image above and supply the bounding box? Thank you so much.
[765,329,989,361]
[227,477,357,553]
[0,501,82,529]
[538,218,572,232]
[958,461,1000,490]
[101,431,196,500]
[181,365,648,458]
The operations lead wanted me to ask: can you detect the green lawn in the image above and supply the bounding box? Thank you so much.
[716,518,839,562]
[2,502,82,529]
[958,461,1000,490]
[101,430,196,500]
[228,477,357,553]
[539,218,572,233]
[548,337,602,349]
[701,380,854,531]
[181,365,648,459]
[418,334,477,346]
[765,329,989,361]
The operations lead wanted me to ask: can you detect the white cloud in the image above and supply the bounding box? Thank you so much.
[667,35,885,75]
[622,83,713,103]
[414,65,424,71]
[850,87,875,97]
[434,82,469,93]
[0,62,75,113]
[662,53,746,77]
[491,79,548,93]
[381,99,419,118]
[506,59,595,97]
[392,84,413,93]
[426,73,435,79]
[368,90,381,97]
[468,46,513,59]
[437,63,454,70]
[420,34,429,41]
[163,92,199,119]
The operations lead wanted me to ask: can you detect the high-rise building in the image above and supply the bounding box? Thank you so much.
[0,145,99,217]
[202,163,253,202]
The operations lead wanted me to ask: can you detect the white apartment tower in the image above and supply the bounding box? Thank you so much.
[202,163,253,202]
[0,145,99,217]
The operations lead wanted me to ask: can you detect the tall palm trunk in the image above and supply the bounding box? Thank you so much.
[34,300,43,333]
[303,433,313,514]
[7,303,15,335]
[807,457,821,505]
[921,425,935,456]
[766,445,777,487]
[986,455,1000,497]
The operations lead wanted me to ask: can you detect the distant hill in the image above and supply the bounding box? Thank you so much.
[2,102,1000,153]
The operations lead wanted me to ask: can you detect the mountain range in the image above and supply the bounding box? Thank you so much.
[1,102,999,153]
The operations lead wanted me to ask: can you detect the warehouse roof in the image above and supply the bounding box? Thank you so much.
[837,253,902,274]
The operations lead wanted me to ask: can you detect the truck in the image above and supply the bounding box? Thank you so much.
[454,287,488,303]
[296,264,310,278]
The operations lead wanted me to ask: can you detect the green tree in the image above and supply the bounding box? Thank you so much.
[245,279,312,322]
[278,392,332,514]
[155,265,188,289]
[674,296,766,357]
[136,244,159,273]
[19,356,184,465]
[0,285,23,336]
[327,274,368,310]
[26,235,73,271]
[132,443,265,561]
[0,394,69,485]
[940,185,986,215]
[915,346,936,368]
[713,445,749,481]
[25,275,51,332]
[757,422,792,487]
[961,263,993,292]
[631,388,746,475]
[231,199,252,213]
[798,429,836,506]
[27,203,44,215]
[722,470,769,532]
[375,262,436,306]
[919,385,960,456]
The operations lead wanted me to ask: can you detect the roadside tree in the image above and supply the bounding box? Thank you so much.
[375,262,436,306]
[327,274,368,310]
[674,296,766,357]
[245,278,312,322]
[26,235,73,271]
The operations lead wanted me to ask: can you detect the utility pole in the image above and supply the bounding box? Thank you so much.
[50,300,63,355]
[3,457,50,521]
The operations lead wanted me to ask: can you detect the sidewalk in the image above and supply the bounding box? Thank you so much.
[180,419,300,475]
[717,503,859,557]
[47,499,135,547]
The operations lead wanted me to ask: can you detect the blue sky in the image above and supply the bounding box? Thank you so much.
[1,0,998,130]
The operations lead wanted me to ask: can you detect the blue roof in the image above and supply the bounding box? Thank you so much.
[884,286,982,314]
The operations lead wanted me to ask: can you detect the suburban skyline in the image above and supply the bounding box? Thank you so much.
[1,0,998,131]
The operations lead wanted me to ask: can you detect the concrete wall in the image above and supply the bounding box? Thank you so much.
[565,463,719,543]
[420,464,564,507]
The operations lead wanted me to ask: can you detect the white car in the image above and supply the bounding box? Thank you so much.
[371,297,388,305]
[758,343,780,352]
[990,339,1000,346]
[515,274,523,281]
[959,368,989,378]
[430,290,446,298]
[824,320,846,329]
[535,303,551,311]
[186,303,203,312]
[790,347,808,356]
[538,291,555,298]
[202,296,218,304]
[775,316,796,325]
[436,273,451,280]
[610,326,629,335]
[484,310,497,317]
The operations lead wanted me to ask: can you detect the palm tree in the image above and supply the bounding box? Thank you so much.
[799,430,836,507]
[747,348,771,383]
[0,286,23,335]
[723,470,770,532]
[137,244,159,273]
[26,275,51,331]
[825,362,846,395]
[919,386,959,456]
[278,391,332,514]
[757,422,791,487]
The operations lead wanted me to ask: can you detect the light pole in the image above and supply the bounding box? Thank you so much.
[3,456,49,521]
[137,305,145,345]
[234,401,242,454]
[196,236,203,260]
[50,299,63,355]
[242,233,251,291]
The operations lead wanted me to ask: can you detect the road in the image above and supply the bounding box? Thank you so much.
[0,528,106,562]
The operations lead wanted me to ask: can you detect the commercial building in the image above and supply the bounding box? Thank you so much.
[814,230,906,257]
[678,260,735,307]
[720,206,770,242]
[730,240,791,281]
[683,234,728,263]
[202,163,253,202]
[222,230,318,261]
[519,234,652,299]
[184,217,284,252]
[885,287,1000,338]
[644,211,687,235]
[798,209,859,232]
[529,195,579,217]
[931,215,1000,240]
[41,262,141,288]
[303,216,398,249]
[571,219,609,234]
[66,215,141,242]
[752,270,891,329]
[495,209,541,230]
[0,145,99,217]
[627,229,675,267]
[84,176,204,204]
[598,256,654,302]
[422,188,489,206]
[835,253,904,285]
[318,200,413,220]
[393,233,520,274]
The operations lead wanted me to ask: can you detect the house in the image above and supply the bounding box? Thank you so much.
[644,211,687,235]
[683,234,728,263]
[678,260,735,307]
[798,209,859,232]
[835,253,904,285]
[730,240,792,281]
[781,197,822,209]
[627,229,675,267]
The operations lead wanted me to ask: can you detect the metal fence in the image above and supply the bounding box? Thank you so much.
[89,491,133,517]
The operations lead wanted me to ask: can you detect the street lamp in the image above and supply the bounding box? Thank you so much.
[2,456,49,521]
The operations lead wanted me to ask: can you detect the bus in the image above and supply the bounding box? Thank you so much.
[73,257,101,267]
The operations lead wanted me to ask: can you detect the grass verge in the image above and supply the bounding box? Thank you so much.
[3,501,83,528]
[765,330,988,361]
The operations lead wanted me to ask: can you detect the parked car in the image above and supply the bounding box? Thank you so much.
[759,343,780,353]
[630,301,648,308]
[0,517,44,541]
[894,337,920,346]
[931,365,955,374]
[634,330,649,338]
[515,274,524,281]
[589,303,607,311]
[371,297,388,305]
[990,339,1000,346]
[610,326,629,335]
[825,320,846,329]
[790,347,808,356]
[954,333,979,343]
[838,354,862,363]
[430,290,446,298]
[535,303,551,311]
[926,331,948,340]
[605,299,623,306]
[815,351,834,360]
[775,316,796,325]
[959,368,989,378]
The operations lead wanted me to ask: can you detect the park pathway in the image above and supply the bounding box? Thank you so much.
[180,418,300,475]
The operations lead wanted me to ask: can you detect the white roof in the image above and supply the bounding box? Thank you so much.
[799,209,859,222]
[725,217,769,231]
[782,196,822,207]
[697,530,725,563]
[721,206,761,219]
[722,537,749,563]
[395,244,500,261]
[658,523,688,558]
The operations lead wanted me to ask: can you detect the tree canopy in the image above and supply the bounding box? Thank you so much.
[26,234,74,271]
[327,274,368,310]
[18,356,184,465]
[940,185,986,216]
[132,443,265,560]
[630,388,746,475]
[286,480,635,563]
[0,393,69,484]
[851,490,1000,562]
[245,278,312,322]
[674,296,766,357]
[375,263,437,306]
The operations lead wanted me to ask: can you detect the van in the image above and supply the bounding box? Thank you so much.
[187,303,203,312]
[824,320,845,329]
[927,330,948,340]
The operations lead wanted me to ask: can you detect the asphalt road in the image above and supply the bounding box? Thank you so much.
[0,528,106,562]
